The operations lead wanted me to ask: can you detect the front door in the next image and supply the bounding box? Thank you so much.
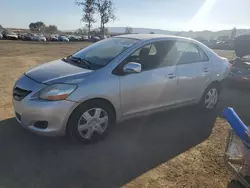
[119,41,178,117]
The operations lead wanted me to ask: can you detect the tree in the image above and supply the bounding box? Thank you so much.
[29,23,35,32]
[104,27,110,36]
[45,25,58,34]
[29,21,46,33]
[95,0,115,38]
[89,27,109,37]
[75,28,88,36]
[0,25,3,30]
[125,27,133,34]
[89,29,99,37]
[149,31,155,34]
[76,0,96,39]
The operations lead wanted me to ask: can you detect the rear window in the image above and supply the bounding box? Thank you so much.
[173,41,209,64]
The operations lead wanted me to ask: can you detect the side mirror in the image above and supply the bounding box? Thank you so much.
[123,62,141,74]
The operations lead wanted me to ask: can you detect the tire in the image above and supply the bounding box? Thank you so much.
[199,83,220,111]
[67,100,115,144]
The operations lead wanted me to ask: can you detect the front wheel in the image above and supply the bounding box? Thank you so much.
[200,84,220,111]
[67,100,115,144]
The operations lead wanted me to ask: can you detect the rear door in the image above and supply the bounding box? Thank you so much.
[174,41,212,104]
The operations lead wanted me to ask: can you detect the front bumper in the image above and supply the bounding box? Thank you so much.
[12,75,78,136]
[13,99,77,136]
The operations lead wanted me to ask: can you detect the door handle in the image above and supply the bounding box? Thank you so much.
[168,73,176,79]
[204,68,210,73]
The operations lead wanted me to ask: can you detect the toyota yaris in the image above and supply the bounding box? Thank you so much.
[13,34,230,143]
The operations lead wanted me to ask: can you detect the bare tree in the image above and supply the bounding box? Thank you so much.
[125,27,133,34]
[95,0,115,38]
[76,0,96,39]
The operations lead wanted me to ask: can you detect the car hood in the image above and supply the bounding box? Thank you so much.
[25,59,93,85]
[235,35,250,58]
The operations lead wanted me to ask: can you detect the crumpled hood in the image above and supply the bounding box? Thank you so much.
[235,35,250,58]
[25,59,93,85]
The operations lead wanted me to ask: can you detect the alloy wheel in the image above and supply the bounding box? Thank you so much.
[204,88,218,109]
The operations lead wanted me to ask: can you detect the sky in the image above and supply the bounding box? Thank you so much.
[1,0,250,31]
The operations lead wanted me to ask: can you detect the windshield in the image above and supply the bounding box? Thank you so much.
[71,37,138,68]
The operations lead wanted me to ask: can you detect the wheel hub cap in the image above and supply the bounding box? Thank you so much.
[77,108,108,139]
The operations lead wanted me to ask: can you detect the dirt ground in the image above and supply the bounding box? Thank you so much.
[0,41,248,188]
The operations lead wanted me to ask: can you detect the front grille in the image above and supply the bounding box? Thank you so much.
[13,87,32,101]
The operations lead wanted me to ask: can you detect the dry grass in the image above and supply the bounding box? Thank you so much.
[0,41,90,120]
[0,41,235,187]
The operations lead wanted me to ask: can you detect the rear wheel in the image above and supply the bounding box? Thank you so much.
[200,83,220,111]
[67,100,115,144]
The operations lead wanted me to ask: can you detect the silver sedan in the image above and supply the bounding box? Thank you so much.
[12,34,230,143]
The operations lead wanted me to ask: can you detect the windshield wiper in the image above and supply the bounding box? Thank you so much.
[69,56,91,69]
[70,56,82,62]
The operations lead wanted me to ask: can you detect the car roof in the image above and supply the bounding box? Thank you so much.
[114,34,189,41]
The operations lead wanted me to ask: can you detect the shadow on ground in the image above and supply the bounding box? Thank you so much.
[0,105,218,188]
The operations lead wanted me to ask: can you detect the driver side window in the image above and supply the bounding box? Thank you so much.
[125,42,159,71]
[124,41,174,71]
[129,44,156,61]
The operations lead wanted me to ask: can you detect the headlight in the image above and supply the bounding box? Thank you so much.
[39,84,77,101]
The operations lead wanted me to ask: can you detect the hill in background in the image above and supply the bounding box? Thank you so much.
[108,27,250,39]
[4,26,250,40]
